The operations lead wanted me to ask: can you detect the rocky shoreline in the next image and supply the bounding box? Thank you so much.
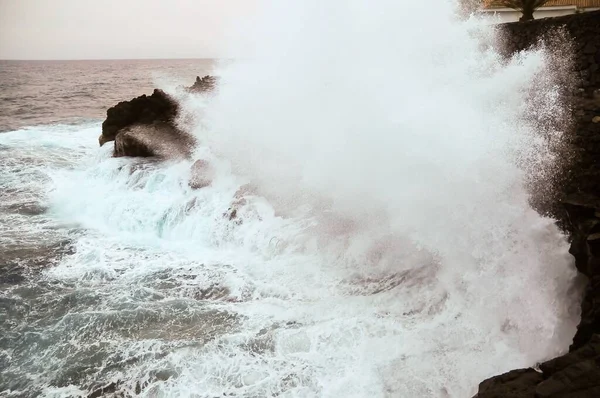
[475,11,600,398]
[98,76,216,158]
[96,13,600,396]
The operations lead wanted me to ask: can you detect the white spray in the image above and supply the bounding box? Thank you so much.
[37,1,582,397]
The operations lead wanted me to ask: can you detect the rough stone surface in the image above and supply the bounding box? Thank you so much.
[476,11,600,398]
[188,159,214,189]
[476,368,543,398]
[114,123,195,159]
[188,75,217,93]
[100,89,178,146]
[100,77,217,158]
[477,336,600,398]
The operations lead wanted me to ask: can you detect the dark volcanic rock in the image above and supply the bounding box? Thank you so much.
[562,195,600,351]
[114,123,195,159]
[476,10,600,398]
[476,368,543,398]
[188,75,217,93]
[476,336,600,398]
[99,75,217,158]
[100,89,178,146]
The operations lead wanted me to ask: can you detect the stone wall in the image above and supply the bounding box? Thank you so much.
[475,11,600,398]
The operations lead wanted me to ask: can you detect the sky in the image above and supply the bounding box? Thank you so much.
[0,0,257,60]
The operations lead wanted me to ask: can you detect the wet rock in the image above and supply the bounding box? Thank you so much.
[476,368,543,398]
[188,159,214,189]
[101,89,178,146]
[0,239,75,289]
[1,239,75,270]
[0,272,25,285]
[87,381,119,398]
[100,80,213,158]
[476,336,600,398]
[188,75,217,93]
[193,284,231,300]
[114,123,195,159]
[572,276,600,350]
[99,75,218,158]
[562,195,600,350]
[536,361,600,398]
[227,208,238,221]
[3,202,47,216]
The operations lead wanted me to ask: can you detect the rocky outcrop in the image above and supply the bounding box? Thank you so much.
[476,335,600,398]
[114,122,196,158]
[188,159,214,189]
[100,76,217,158]
[188,75,218,93]
[564,194,600,351]
[100,89,178,146]
[100,88,193,158]
[475,11,600,398]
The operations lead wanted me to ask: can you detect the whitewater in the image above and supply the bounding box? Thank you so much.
[0,1,584,397]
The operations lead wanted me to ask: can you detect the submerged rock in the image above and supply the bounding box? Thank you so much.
[87,381,119,398]
[476,368,543,398]
[0,239,75,285]
[188,159,214,189]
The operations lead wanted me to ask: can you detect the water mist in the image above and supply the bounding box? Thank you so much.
[186,0,581,395]
[30,0,582,396]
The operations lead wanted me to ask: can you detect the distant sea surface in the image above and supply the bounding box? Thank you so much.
[0,59,215,132]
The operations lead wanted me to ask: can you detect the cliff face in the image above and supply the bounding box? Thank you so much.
[476,11,600,398]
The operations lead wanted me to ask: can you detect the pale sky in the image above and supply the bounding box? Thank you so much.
[0,0,257,60]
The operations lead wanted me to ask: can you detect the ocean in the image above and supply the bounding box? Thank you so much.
[0,5,585,397]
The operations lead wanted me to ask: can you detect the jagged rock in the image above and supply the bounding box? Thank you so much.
[476,336,600,398]
[476,368,543,398]
[114,123,195,159]
[572,276,600,351]
[561,195,600,351]
[99,76,217,158]
[100,89,178,146]
[188,159,214,189]
[188,75,217,93]
[99,88,190,158]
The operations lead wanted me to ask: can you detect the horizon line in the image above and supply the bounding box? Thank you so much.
[0,57,223,62]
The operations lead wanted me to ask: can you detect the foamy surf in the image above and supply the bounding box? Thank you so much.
[0,1,584,397]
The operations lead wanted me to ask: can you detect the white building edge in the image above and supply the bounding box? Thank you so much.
[480,1,600,23]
